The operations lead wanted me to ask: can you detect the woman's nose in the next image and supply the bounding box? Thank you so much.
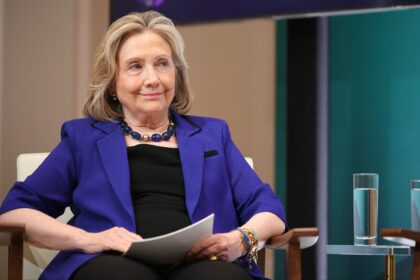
[143,66,159,86]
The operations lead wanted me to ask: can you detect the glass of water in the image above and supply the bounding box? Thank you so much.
[411,179,420,231]
[353,173,379,246]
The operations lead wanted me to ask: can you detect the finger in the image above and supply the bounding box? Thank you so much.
[213,250,228,262]
[110,243,130,253]
[188,242,224,261]
[188,234,219,256]
[100,228,135,252]
[187,242,213,259]
[111,227,142,244]
[105,236,132,253]
[194,243,226,259]
[117,227,143,240]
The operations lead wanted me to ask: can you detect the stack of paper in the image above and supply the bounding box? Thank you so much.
[124,213,214,264]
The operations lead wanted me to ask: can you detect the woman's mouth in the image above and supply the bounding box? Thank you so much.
[139,92,162,98]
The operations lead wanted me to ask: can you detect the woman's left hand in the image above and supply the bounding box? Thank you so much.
[185,230,244,262]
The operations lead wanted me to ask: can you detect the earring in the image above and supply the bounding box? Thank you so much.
[112,94,117,101]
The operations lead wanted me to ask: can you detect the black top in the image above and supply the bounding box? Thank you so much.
[127,144,191,238]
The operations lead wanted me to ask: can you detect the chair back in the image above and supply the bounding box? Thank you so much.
[17,153,49,181]
[244,157,254,169]
[17,153,72,279]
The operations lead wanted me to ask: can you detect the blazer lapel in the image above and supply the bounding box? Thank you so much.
[174,113,204,220]
[94,121,134,221]
[92,115,205,223]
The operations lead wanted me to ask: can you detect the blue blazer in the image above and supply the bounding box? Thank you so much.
[0,112,286,280]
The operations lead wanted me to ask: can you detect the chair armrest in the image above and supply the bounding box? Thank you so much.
[0,224,25,245]
[266,227,319,250]
[264,227,318,280]
[0,224,25,280]
[381,228,420,247]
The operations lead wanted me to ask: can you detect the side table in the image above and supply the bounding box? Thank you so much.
[327,244,411,280]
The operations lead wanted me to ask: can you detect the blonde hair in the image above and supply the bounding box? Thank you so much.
[83,11,192,121]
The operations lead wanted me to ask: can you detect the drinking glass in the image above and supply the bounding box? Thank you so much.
[353,173,379,246]
[411,179,420,231]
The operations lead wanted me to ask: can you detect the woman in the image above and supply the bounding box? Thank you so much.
[0,11,286,280]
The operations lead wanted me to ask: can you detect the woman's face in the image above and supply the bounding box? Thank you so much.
[115,31,176,121]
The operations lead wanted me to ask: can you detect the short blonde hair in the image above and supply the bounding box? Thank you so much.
[83,11,192,121]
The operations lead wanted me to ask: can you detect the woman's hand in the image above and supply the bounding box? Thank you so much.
[186,230,244,262]
[80,227,142,254]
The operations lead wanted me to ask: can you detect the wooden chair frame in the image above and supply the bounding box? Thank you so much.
[0,224,25,280]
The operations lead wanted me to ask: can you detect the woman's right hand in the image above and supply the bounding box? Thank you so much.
[80,227,142,254]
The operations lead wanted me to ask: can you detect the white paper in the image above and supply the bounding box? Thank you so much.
[124,213,214,264]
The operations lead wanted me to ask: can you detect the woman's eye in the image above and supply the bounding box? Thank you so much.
[157,59,171,69]
[128,63,142,71]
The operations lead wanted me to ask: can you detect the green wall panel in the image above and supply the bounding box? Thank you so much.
[329,8,420,279]
[275,19,287,280]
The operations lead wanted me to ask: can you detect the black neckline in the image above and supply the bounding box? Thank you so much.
[127,144,178,151]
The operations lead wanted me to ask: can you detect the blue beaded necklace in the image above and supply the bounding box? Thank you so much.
[119,120,175,142]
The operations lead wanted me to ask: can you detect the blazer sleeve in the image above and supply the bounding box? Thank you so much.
[0,122,77,218]
[221,120,287,226]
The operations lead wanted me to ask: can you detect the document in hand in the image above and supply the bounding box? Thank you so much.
[124,213,214,264]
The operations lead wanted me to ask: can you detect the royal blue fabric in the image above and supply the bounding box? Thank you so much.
[0,112,286,280]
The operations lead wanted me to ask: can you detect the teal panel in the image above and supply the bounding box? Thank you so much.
[329,8,420,279]
[274,19,287,280]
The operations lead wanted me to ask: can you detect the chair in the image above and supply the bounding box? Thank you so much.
[1,153,73,280]
[244,158,319,278]
[0,153,319,280]
[0,224,24,280]
[381,228,420,280]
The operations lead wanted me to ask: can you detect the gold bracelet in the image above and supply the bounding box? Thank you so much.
[238,227,259,269]
[240,228,258,250]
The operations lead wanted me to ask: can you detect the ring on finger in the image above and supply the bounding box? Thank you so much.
[209,255,218,261]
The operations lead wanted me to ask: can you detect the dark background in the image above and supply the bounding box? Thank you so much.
[111,0,420,23]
